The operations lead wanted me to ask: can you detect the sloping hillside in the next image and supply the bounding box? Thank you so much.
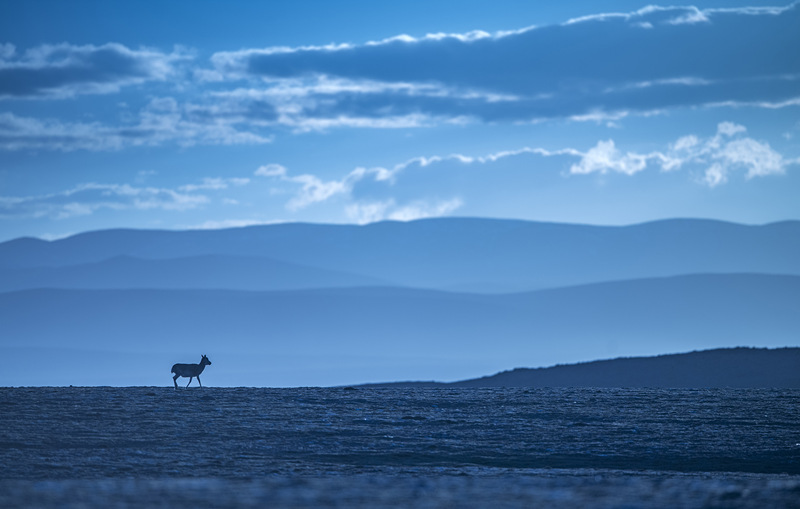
[449,347,800,388]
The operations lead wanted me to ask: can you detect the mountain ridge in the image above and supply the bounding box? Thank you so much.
[1,217,798,293]
[0,253,392,292]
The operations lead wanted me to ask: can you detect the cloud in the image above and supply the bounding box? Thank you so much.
[253,122,795,224]
[568,122,794,186]
[255,163,365,210]
[0,43,188,99]
[254,149,572,220]
[200,80,476,133]
[254,160,467,221]
[0,183,208,220]
[4,5,797,148]
[254,163,288,177]
[186,218,288,230]
[205,4,800,124]
[0,98,273,151]
[346,198,463,224]
[569,140,650,176]
[340,122,797,215]
[0,175,256,219]
[667,122,792,186]
[178,177,250,192]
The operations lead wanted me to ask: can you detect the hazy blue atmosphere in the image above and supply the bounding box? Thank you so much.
[0,1,799,388]
[2,3,800,508]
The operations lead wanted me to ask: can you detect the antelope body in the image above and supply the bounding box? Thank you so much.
[171,355,211,388]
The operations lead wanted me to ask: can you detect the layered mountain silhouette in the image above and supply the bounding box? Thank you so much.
[1,218,798,292]
[0,218,797,386]
[0,254,388,292]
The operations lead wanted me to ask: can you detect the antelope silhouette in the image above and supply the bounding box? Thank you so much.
[171,355,212,388]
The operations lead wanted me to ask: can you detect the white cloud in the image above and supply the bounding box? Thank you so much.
[672,122,789,186]
[255,163,365,210]
[672,135,700,152]
[345,200,393,224]
[703,163,728,187]
[346,198,463,224]
[666,7,709,25]
[354,146,579,187]
[178,177,250,192]
[706,96,800,110]
[569,140,650,176]
[389,198,464,221]
[567,4,788,27]
[0,182,209,220]
[254,147,574,219]
[0,98,273,152]
[717,121,747,137]
[208,76,518,102]
[716,138,785,179]
[346,122,795,197]
[254,157,471,217]
[255,164,288,177]
[285,174,350,210]
[187,218,288,230]
[0,43,189,99]
[200,76,518,133]
[280,113,436,133]
[565,121,794,186]
[568,110,632,124]
[0,173,258,220]
[243,120,795,225]
[208,26,523,77]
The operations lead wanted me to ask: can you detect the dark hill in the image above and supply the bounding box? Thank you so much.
[364,348,800,388]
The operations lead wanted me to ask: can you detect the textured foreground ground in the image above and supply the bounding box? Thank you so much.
[1,387,798,508]
[2,472,800,509]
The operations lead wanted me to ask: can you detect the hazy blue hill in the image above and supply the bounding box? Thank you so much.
[1,274,798,386]
[0,218,798,292]
[493,273,800,338]
[0,254,391,292]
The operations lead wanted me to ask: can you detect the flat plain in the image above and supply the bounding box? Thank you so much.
[1,387,798,508]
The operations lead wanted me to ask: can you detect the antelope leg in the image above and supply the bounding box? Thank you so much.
[186,376,193,388]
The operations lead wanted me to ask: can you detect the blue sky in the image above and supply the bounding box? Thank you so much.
[1,1,799,242]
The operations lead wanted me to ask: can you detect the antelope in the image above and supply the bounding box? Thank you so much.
[171,355,212,388]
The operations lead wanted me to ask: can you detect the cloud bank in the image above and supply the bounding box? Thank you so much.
[208,4,800,124]
[0,98,272,151]
[1,4,798,151]
[1,120,795,226]
[0,183,207,220]
[244,122,797,224]
[0,176,254,220]
[0,43,187,99]
[567,121,795,186]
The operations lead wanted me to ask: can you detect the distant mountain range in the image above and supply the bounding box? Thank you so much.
[361,348,800,388]
[0,218,798,386]
[0,254,388,293]
[1,218,798,292]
